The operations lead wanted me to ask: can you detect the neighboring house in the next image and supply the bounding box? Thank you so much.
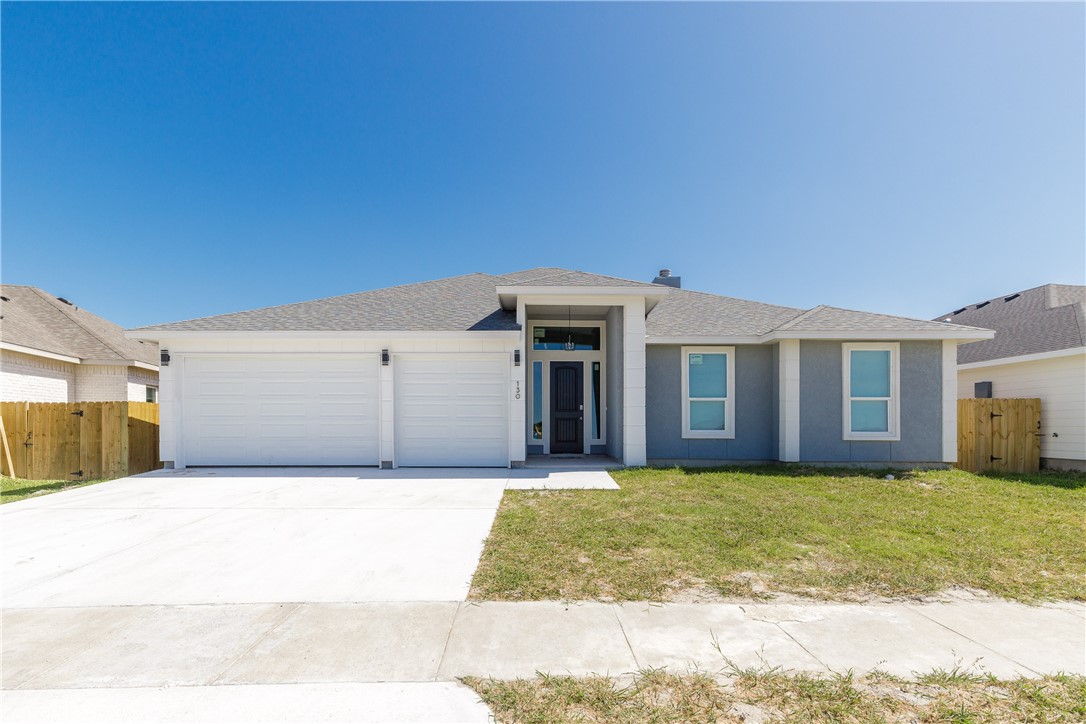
[937,284,1086,471]
[126,268,991,469]
[0,285,160,403]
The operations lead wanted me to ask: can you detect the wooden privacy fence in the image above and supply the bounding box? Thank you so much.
[957,398,1041,474]
[0,402,160,481]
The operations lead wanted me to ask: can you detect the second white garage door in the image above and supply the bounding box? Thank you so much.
[394,355,510,467]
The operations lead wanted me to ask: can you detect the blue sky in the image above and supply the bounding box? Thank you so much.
[3,2,1083,328]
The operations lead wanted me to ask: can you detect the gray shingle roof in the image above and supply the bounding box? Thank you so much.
[936,284,1085,364]
[777,305,968,334]
[499,268,663,288]
[0,285,159,365]
[131,273,519,333]
[129,267,988,340]
[645,288,803,337]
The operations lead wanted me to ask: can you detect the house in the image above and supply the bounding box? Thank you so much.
[0,285,160,403]
[124,268,992,469]
[937,284,1086,471]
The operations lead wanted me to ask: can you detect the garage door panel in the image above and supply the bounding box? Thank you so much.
[182,356,380,466]
[395,355,508,467]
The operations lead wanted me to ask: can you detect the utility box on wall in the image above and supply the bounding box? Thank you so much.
[974,381,993,399]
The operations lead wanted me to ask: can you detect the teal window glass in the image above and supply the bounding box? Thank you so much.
[850,350,890,397]
[688,353,727,398]
[532,327,600,351]
[591,362,601,439]
[532,361,543,440]
[690,400,726,431]
[851,400,888,432]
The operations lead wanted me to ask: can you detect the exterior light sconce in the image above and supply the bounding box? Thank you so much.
[513,349,521,366]
[381,349,390,366]
[160,350,170,366]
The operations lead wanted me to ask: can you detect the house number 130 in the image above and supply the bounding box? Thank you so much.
[514,381,521,400]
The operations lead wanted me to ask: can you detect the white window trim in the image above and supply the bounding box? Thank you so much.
[525,320,607,452]
[681,345,736,439]
[842,342,900,441]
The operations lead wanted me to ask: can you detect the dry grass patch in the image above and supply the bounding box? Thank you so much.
[1,475,105,504]
[465,668,1086,723]
[470,467,1086,602]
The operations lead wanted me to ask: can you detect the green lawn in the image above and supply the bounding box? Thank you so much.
[470,467,1086,602]
[465,669,1086,724]
[1,476,106,504]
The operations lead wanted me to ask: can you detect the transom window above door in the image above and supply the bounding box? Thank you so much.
[532,326,601,351]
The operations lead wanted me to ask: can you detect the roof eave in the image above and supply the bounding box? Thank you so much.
[646,329,996,345]
[125,329,522,341]
[496,285,670,312]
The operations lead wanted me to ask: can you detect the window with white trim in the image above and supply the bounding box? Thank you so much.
[842,343,899,440]
[681,346,735,439]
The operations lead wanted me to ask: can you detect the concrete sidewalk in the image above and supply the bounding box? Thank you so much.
[5,599,1083,694]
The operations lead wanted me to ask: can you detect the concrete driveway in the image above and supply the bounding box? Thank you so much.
[3,468,509,608]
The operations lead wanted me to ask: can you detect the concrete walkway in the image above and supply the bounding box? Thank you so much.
[4,599,1082,721]
[5,599,1083,691]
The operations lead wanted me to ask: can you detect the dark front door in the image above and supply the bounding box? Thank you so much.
[550,362,584,454]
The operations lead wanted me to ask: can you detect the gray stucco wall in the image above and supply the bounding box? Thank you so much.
[646,345,776,461]
[799,340,942,462]
[606,306,624,459]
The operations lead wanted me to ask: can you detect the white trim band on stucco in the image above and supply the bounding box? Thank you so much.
[778,339,800,462]
[942,340,958,463]
[956,346,1086,370]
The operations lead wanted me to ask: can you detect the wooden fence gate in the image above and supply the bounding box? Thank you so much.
[957,398,1041,474]
[0,401,161,481]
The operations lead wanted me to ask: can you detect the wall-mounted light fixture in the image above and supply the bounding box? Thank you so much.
[160,350,170,366]
[381,349,390,366]
[514,349,521,367]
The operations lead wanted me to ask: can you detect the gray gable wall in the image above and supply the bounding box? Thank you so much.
[798,340,942,463]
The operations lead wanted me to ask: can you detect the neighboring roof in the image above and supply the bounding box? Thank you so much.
[0,285,159,366]
[935,284,1086,364]
[128,266,990,341]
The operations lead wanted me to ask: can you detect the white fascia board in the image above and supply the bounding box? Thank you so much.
[0,342,81,364]
[82,358,160,372]
[498,287,669,312]
[124,330,522,342]
[647,335,763,345]
[957,346,1086,371]
[763,329,995,342]
[648,328,994,346]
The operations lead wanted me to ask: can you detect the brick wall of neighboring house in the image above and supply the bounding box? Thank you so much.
[127,367,160,402]
[75,364,129,402]
[0,349,77,402]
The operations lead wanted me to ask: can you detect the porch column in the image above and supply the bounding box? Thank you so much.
[941,340,958,464]
[778,339,800,462]
[510,300,527,464]
[622,298,647,466]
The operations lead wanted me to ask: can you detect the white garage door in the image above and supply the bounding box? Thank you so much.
[182,355,380,466]
[395,355,509,467]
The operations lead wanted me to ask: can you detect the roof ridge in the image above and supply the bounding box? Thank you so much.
[29,287,133,361]
[772,305,826,332]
